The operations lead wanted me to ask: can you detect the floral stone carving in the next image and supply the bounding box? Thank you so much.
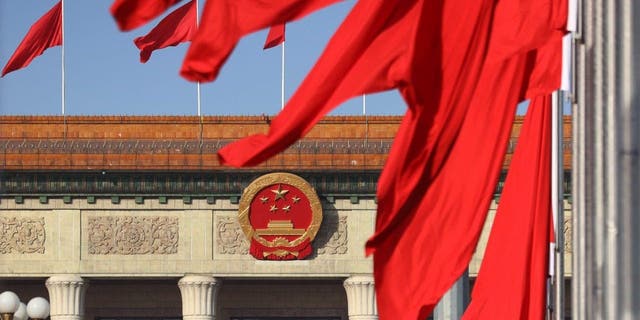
[317,215,348,255]
[88,216,178,254]
[0,217,46,254]
[217,216,249,255]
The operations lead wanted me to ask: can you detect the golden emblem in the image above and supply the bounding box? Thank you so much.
[238,172,322,260]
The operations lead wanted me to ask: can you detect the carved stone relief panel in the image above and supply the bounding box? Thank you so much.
[317,215,348,255]
[88,216,178,255]
[216,216,249,255]
[563,214,572,253]
[0,217,45,254]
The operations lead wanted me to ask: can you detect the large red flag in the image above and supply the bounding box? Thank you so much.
[2,1,62,78]
[263,24,286,50]
[111,0,182,31]
[460,35,563,319]
[180,0,342,82]
[214,0,565,318]
[462,94,553,320]
[134,0,196,63]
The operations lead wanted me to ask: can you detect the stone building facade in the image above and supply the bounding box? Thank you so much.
[0,115,572,320]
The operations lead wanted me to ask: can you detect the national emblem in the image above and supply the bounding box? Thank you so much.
[238,172,323,260]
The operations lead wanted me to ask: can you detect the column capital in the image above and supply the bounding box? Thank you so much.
[178,275,220,320]
[45,275,88,320]
[343,275,378,320]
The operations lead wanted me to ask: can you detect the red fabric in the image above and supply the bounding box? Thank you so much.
[462,95,552,320]
[180,0,341,82]
[134,0,196,63]
[210,0,565,318]
[2,1,62,77]
[264,24,286,49]
[111,0,182,31]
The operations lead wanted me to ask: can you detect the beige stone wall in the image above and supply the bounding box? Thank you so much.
[0,198,375,277]
[469,200,573,277]
[0,197,572,278]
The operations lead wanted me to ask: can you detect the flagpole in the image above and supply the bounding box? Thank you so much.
[363,94,368,143]
[196,0,203,143]
[61,0,66,139]
[551,90,565,320]
[281,40,285,110]
[362,94,366,115]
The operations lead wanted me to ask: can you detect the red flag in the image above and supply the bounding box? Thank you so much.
[186,0,566,318]
[461,34,563,319]
[215,1,564,318]
[462,95,553,320]
[134,0,196,63]
[263,24,286,49]
[111,0,182,31]
[2,1,62,77]
[180,0,342,82]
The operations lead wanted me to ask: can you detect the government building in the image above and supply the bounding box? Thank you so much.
[0,115,572,320]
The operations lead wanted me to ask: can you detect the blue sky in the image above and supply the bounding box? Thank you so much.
[0,0,410,116]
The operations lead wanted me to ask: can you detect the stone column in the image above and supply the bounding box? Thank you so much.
[573,0,640,319]
[45,275,88,320]
[343,275,378,320]
[433,271,469,320]
[178,276,220,320]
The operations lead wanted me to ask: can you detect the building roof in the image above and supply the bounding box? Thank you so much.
[0,115,572,171]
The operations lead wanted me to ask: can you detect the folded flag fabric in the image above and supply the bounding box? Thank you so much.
[264,24,286,49]
[180,0,341,82]
[111,0,182,31]
[134,0,196,63]
[2,1,62,77]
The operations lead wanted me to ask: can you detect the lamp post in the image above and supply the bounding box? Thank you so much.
[13,303,27,320]
[0,292,20,320]
[0,292,49,320]
[26,298,49,320]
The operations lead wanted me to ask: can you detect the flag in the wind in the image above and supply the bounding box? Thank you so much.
[264,24,286,49]
[107,0,567,317]
[111,0,183,31]
[2,1,62,77]
[134,0,196,63]
[462,95,553,320]
[180,0,566,319]
[460,33,563,320]
[180,0,342,82]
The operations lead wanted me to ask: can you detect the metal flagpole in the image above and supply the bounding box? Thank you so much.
[362,94,366,115]
[363,94,368,143]
[551,90,565,320]
[196,0,203,143]
[61,0,66,139]
[281,40,285,110]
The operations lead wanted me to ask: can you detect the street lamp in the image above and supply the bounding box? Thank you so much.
[26,298,49,320]
[0,292,49,320]
[0,292,20,320]
[13,303,26,320]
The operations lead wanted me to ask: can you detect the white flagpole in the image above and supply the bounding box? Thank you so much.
[362,94,366,115]
[195,0,203,145]
[363,94,368,143]
[551,90,565,320]
[196,0,201,117]
[281,40,285,110]
[61,0,66,138]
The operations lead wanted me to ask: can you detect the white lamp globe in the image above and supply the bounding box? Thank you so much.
[13,303,27,320]
[26,297,49,320]
[0,291,20,314]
